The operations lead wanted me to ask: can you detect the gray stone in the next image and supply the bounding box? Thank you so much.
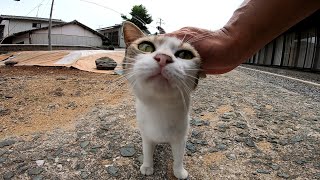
[80,171,89,179]
[235,121,247,129]
[191,130,202,138]
[256,169,271,174]
[28,167,44,175]
[245,138,256,147]
[269,163,280,170]
[32,175,44,180]
[216,143,227,151]
[218,124,229,132]
[186,142,196,153]
[0,150,7,156]
[227,153,236,160]
[277,172,290,179]
[3,171,14,179]
[0,157,8,164]
[190,119,209,126]
[56,76,67,80]
[221,112,237,119]
[95,57,117,70]
[107,166,119,177]
[4,60,18,66]
[290,135,304,144]
[0,139,15,148]
[295,159,307,165]
[80,141,90,148]
[120,146,136,157]
[54,148,63,156]
[0,107,11,116]
[75,162,85,170]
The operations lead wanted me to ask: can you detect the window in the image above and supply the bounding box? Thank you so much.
[32,23,41,28]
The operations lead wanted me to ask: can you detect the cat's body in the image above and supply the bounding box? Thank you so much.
[122,22,202,179]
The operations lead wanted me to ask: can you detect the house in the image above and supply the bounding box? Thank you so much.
[1,20,108,47]
[0,15,65,41]
[97,24,125,48]
[246,10,320,71]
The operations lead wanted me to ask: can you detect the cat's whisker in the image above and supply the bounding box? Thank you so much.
[184,74,200,81]
[107,71,139,93]
[175,83,188,112]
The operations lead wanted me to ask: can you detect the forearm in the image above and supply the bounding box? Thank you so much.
[224,0,320,63]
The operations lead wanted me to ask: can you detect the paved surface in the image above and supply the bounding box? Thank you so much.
[0,66,319,179]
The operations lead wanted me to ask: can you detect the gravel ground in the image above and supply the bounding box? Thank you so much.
[0,66,319,180]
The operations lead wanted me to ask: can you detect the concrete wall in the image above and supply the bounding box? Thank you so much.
[10,24,102,47]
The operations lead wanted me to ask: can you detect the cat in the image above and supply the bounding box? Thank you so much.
[122,21,203,179]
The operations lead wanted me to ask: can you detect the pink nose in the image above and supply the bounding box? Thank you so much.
[154,54,173,66]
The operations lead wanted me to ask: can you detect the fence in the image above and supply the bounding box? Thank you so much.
[246,11,320,72]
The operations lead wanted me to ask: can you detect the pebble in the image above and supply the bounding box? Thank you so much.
[80,171,89,179]
[235,121,247,129]
[28,167,44,175]
[32,175,43,180]
[269,163,280,170]
[107,166,119,176]
[36,160,45,167]
[216,143,227,151]
[290,135,304,144]
[0,157,8,163]
[120,146,136,157]
[3,171,14,179]
[0,139,16,148]
[190,119,209,126]
[186,142,197,153]
[221,112,237,119]
[227,153,236,160]
[245,138,256,147]
[277,172,290,179]
[80,141,90,148]
[256,169,271,174]
[191,130,202,138]
[75,162,85,170]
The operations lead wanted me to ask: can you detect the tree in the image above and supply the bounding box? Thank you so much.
[121,5,153,33]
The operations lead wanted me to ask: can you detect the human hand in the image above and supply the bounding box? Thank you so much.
[167,27,244,74]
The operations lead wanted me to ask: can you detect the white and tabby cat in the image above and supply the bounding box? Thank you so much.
[122,21,203,179]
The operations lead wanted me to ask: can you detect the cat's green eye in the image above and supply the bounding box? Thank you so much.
[175,50,194,60]
[138,42,155,53]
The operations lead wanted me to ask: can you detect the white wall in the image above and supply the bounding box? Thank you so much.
[1,19,61,37]
[17,24,103,46]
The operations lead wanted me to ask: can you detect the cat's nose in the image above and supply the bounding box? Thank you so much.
[154,54,173,66]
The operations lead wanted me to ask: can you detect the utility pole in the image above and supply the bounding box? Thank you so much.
[48,0,54,51]
[157,18,165,27]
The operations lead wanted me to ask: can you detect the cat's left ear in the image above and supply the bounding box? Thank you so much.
[123,21,145,46]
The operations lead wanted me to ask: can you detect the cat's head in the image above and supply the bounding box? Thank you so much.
[122,21,203,99]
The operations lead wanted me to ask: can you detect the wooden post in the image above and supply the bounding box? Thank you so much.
[48,0,54,51]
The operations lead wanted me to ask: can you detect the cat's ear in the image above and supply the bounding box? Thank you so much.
[123,21,145,46]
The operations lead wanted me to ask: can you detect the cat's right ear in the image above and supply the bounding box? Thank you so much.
[123,21,145,46]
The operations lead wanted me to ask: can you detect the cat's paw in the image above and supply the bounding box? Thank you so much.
[173,168,188,179]
[140,164,154,175]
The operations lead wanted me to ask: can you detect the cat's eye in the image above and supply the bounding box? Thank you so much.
[138,42,155,53]
[175,50,194,60]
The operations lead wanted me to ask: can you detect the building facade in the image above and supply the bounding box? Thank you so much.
[97,24,126,48]
[2,20,108,47]
[246,10,320,72]
[0,15,64,41]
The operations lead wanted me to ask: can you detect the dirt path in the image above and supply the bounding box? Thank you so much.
[0,66,319,179]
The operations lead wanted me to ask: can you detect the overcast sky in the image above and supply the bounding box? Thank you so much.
[1,0,243,33]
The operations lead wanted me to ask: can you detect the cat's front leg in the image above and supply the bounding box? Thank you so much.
[171,140,188,179]
[140,138,156,175]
